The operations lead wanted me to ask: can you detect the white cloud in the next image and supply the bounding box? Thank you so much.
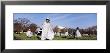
[51,14,72,22]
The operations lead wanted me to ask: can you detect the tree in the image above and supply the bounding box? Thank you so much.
[29,23,37,32]
[14,23,22,33]
[53,26,58,33]
[14,18,31,32]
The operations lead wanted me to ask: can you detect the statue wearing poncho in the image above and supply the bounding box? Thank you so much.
[26,29,33,37]
[41,18,54,40]
[76,27,81,37]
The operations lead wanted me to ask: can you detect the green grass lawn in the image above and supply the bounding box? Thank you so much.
[14,33,97,40]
